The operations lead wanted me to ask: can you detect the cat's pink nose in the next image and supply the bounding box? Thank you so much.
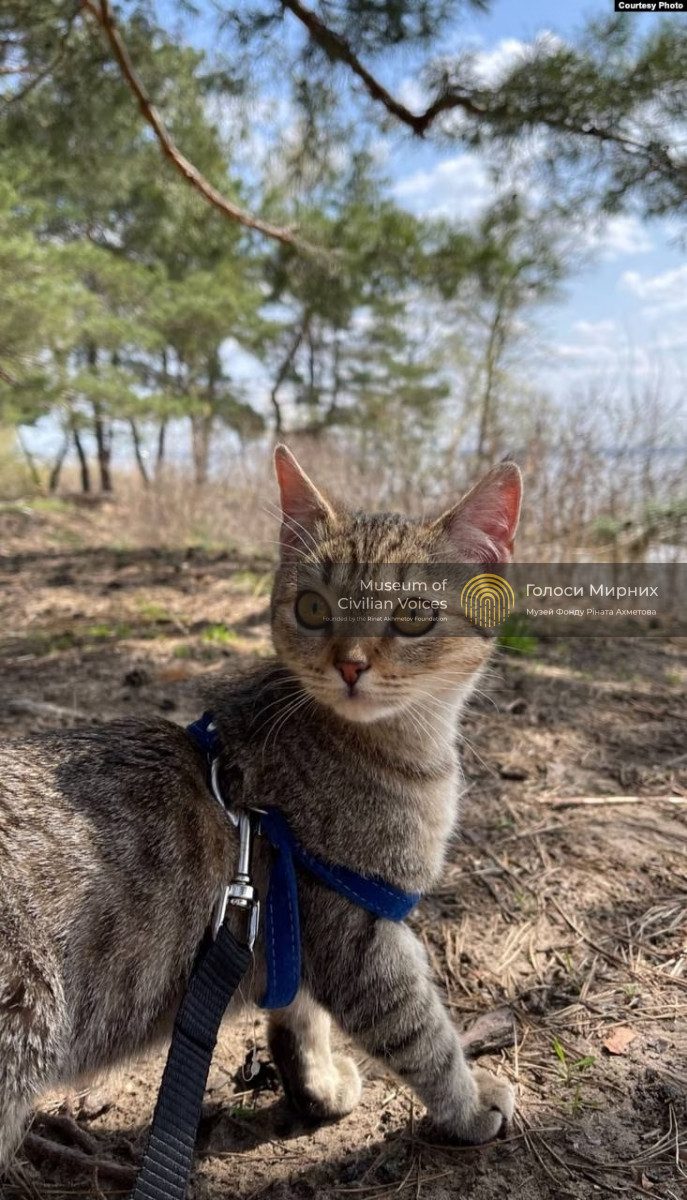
[336,660,369,687]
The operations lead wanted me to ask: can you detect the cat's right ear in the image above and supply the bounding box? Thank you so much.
[433,462,522,562]
[274,444,336,557]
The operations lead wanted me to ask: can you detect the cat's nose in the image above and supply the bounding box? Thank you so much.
[335,660,369,687]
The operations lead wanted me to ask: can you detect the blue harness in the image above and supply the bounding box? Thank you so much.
[187,711,420,1009]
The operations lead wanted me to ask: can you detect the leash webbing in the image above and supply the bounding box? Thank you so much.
[129,925,252,1200]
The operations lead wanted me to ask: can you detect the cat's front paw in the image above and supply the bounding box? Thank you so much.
[441,1066,515,1145]
[289,1052,362,1124]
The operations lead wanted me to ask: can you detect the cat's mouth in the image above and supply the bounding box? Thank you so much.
[330,690,401,723]
[308,674,406,724]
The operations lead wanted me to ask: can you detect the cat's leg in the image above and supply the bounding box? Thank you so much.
[0,932,66,1168]
[268,989,362,1122]
[314,919,514,1145]
[0,1096,35,1172]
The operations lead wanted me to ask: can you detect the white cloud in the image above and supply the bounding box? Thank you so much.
[471,38,530,84]
[620,263,687,314]
[582,215,654,260]
[572,319,618,340]
[396,76,429,114]
[552,340,617,364]
[435,31,563,87]
[393,153,492,220]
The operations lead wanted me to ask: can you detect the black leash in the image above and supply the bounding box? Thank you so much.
[129,924,252,1200]
[129,723,259,1200]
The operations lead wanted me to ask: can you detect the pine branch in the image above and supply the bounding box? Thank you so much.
[280,0,685,185]
[281,0,441,135]
[280,0,493,134]
[281,0,619,139]
[2,6,80,108]
[79,0,305,249]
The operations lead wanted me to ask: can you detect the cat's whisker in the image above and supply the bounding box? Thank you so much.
[262,497,317,542]
[401,704,447,762]
[261,501,320,560]
[241,536,303,558]
[263,695,316,762]
[259,509,314,559]
[405,687,462,712]
[253,686,305,728]
[391,691,451,744]
[259,690,309,748]
[453,729,497,775]
[260,691,314,762]
[257,529,311,563]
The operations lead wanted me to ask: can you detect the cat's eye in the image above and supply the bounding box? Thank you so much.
[391,602,437,637]
[295,590,332,630]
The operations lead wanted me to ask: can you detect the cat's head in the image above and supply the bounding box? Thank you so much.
[271,445,522,725]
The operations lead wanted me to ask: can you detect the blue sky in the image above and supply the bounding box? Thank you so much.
[205,0,687,409]
[374,1,687,404]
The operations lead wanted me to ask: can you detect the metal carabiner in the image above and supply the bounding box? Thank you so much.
[211,757,238,826]
[212,811,260,949]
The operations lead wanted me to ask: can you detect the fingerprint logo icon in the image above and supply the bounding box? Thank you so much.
[460,573,515,633]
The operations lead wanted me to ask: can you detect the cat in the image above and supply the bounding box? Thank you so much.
[0,444,521,1169]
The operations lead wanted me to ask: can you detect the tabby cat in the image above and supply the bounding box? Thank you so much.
[0,446,521,1167]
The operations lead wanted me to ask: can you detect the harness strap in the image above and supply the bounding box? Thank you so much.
[186,711,421,1011]
[258,807,419,1009]
[129,925,251,1200]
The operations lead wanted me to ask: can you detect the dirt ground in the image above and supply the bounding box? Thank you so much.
[1,498,686,1200]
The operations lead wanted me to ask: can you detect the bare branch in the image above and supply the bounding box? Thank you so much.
[22,1132,137,1186]
[459,1007,515,1058]
[79,0,306,250]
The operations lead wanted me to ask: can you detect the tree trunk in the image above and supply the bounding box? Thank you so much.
[156,418,167,476]
[93,406,113,492]
[86,344,112,493]
[48,434,70,493]
[129,419,150,487]
[73,428,91,493]
[16,430,43,491]
[476,295,508,469]
[190,349,221,486]
[191,414,212,486]
[156,348,169,478]
[269,314,310,434]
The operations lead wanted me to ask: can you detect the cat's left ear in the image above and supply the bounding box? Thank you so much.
[274,444,336,556]
[434,462,522,562]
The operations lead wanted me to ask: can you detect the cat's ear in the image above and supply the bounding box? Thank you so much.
[434,462,522,562]
[274,444,336,556]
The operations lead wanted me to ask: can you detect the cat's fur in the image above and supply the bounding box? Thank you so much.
[0,446,521,1168]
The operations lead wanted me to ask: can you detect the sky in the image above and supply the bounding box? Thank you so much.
[378,1,687,406]
[205,0,687,412]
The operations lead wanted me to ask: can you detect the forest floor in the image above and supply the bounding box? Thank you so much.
[1,496,686,1200]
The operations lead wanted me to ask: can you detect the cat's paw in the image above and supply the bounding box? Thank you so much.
[291,1053,362,1124]
[442,1066,515,1145]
